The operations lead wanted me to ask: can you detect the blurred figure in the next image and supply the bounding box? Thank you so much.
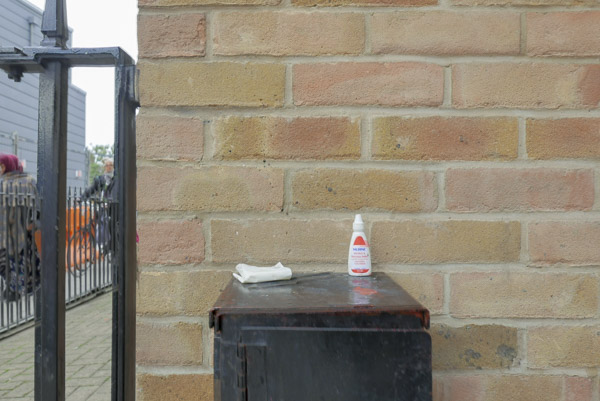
[0,153,40,300]
[83,157,114,201]
[82,157,115,254]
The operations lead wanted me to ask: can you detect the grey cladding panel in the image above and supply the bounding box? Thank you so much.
[0,0,89,188]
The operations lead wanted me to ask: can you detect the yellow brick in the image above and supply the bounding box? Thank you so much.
[528,326,600,368]
[450,273,598,318]
[292,169,437,212]
[140,0,279,6]
[371,11,520,56]
[431,324,518,370]
[139,61,285,107]
[388,273,444,315]
[137,271,232,316]
[211,219,350,264]
[527,118,600,160]
[136,321,203,365]
[137,166,284,212]
[453,0,596,5]
[371,220,521,263]
[138,14,206,59]
[372,116,518,161]
[453,63,600,109]
[214,12,364,56]
[137,374,213,401]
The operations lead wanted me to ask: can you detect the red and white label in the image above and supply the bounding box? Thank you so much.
[350,235,370,273]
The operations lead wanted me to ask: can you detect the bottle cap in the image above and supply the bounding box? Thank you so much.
[353,214,364,231]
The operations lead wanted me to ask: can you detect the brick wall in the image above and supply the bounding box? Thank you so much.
[135,0,600,399]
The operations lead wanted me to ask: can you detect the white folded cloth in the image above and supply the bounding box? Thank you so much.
[233,262,292,284]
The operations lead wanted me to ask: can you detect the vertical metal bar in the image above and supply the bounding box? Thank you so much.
[0,188,5,331]
[66,188,71,302]
[78,192,82,298]
[17,183,23,323]
[97,197,102,287]
[92,197,97,292]
[34,59,68,401]
[28,190,34,320]
[112,64,137,401]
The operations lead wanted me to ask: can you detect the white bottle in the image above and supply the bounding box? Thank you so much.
[348,214,372,276]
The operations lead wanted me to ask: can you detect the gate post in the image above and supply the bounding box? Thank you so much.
[34,1,68,400]
[112,63,137,401]
[34,60,68,401]
[0,3,138,400]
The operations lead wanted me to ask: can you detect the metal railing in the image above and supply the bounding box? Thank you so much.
[0,186,115,336]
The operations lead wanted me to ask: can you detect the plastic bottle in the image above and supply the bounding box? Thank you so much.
[348,214,372,276]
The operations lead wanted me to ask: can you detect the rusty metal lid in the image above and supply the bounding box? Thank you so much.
[210,272,429,328]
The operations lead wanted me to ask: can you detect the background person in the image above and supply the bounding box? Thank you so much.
[83,157,114,201]
[0,153,40,300]
[82,157,115,253]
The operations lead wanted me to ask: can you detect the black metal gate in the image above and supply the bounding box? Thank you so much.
[0,1,137,400]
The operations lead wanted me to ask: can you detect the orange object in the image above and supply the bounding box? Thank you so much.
[32,207,102,270]
[65,206,99,270]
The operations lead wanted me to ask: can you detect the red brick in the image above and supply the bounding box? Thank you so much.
[434,375,563,401]
[450,272,598,318]
[294,62,444,106]
[372,117,518,161]
[137,114,203,161]
[433,375,484,401]
[526,118,600,160]
[446,168,594,212]
[138,14,205,59]
[528,12,600,57]
[214,12,364,56]
[529,221,600,266]
[137,166,283,212]
[214,116,360,160]
[138,219,204,265]
[371,11,520,56]
[453,63,600,109]
[565,377,594,401]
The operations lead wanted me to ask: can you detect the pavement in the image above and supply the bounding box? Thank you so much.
[0,292,112,400]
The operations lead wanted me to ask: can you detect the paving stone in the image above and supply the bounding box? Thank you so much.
[69,386,100,401]
[3,382,33,398]
[0,293,112,400]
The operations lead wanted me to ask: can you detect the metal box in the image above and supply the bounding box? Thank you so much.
[210,273,432,401]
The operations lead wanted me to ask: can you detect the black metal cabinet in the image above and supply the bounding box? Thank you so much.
[210,273,432,401]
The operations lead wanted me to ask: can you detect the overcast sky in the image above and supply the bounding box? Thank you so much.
[27,0,138,147]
